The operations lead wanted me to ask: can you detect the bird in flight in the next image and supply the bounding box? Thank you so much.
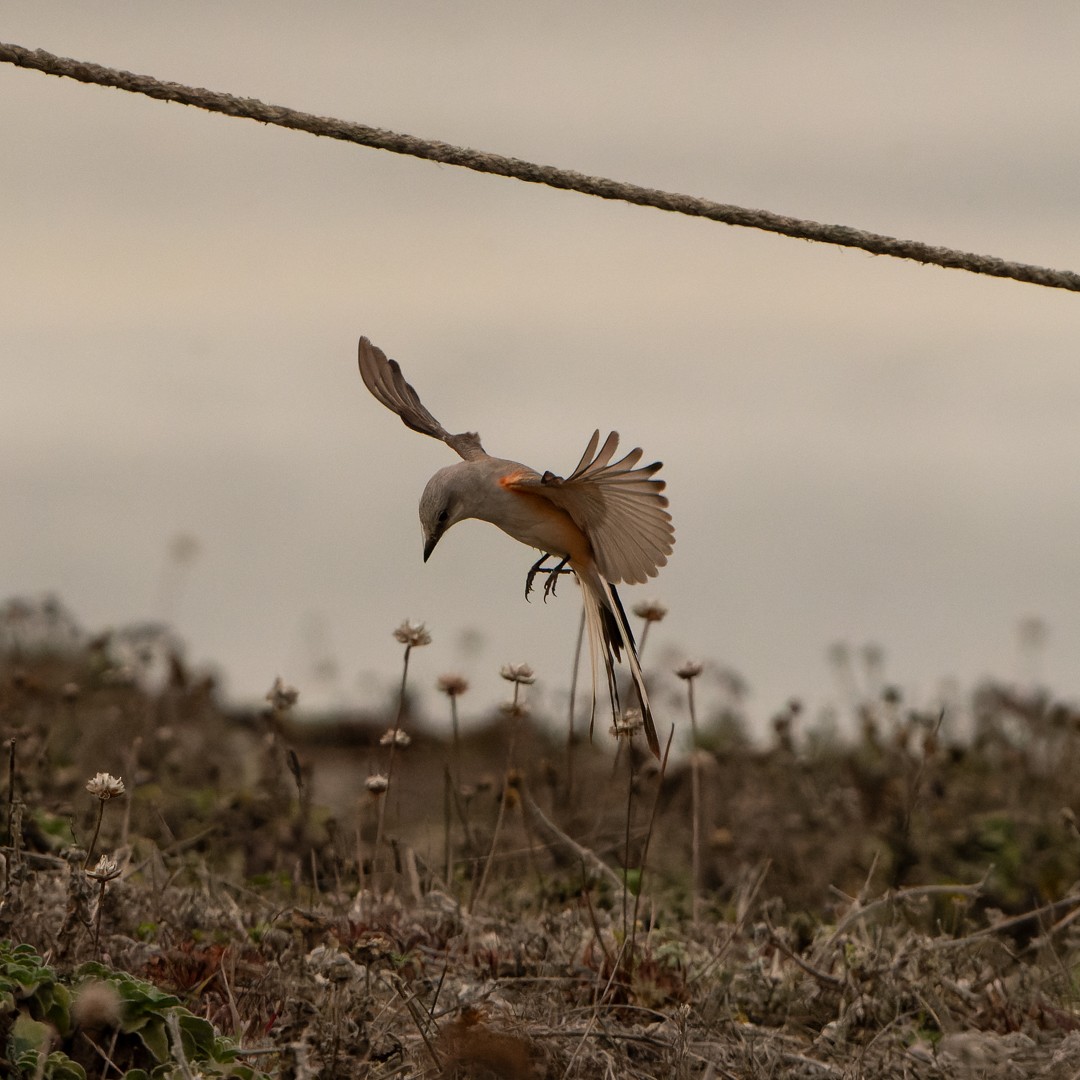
[357,336,673,757]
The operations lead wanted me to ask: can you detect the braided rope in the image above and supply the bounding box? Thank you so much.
[4,40,1079,294]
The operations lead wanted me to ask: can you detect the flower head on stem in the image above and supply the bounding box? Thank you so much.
[473,662,534,906]
[86,853,122,950]
[373,620,432,869]
[84,773,125,869]
[437,673,469,697]
[610,710,644,741]
[674,660,705,926]
[85,773,125,800]
[86,854,121,883]
[265,676,299,712]
[632,599,668,623]
[675,660,703,682]
[365,773,389,796]
[438,673,468,790]
[633,599,668,658]
[500,663,535,685]
[393,620,432,648]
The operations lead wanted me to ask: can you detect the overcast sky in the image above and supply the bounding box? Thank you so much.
[4,4,1080,741]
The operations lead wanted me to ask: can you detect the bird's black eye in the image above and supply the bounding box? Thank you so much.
[438,509,449,524]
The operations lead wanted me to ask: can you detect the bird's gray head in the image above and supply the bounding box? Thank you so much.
[418,465,474,562]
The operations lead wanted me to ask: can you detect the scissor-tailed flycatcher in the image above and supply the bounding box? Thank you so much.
[358,336,673,757]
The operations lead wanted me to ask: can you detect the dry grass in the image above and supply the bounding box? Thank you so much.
[3,595,1080,1078]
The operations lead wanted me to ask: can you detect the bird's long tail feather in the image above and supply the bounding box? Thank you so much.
[577,567,660,758]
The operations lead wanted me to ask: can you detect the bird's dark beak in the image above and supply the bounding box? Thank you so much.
[423,533,440,562]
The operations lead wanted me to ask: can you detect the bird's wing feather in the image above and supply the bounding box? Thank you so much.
[358,337,486,461]
[507,430,674,585]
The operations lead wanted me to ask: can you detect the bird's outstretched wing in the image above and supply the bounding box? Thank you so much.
[358,337,486,461]
[510,431,674,585]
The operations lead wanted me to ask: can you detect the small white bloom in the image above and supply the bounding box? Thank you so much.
[85,773,125,800]
[393,620,432,647]
[500,663,535,685]
[675,660,704,681]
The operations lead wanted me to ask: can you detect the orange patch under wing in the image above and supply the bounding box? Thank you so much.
[498,469,533,489]
[499,472,594,566]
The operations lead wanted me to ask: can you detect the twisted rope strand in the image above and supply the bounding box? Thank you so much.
[4,40,1079,294]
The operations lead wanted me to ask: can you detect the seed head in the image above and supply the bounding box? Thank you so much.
[86,773,125,801]
[265,676,299,711]
[610,710,644,740]
[675,660,703,681]
[379,728,412,748]
[72,980,122,1031]
[365,773,389,795]
[86,854,121,882]
[500,663,536,685]
[437,673,469,697]
[393,620,432,647]
[633,599,668,623]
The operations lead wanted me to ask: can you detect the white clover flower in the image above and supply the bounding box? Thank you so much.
[85,773,125,800]
[675,660,704,681]
[393,620,432,647]
[365,773,389,795]
[500,663,536,685]
[379,728,412,748]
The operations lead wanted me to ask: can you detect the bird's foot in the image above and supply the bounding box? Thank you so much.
[524,555,572,601]
[524,554,551,601]
[541,557,571,601]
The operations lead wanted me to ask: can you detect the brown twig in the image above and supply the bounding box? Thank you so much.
[816,877,988,962]
[518,785,622,893]
[626,725,675,975]
[929,891,1080,952]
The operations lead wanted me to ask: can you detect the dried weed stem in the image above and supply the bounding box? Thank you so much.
[677,661,703,925]
[471,674,528,907]
[373,633,421,872]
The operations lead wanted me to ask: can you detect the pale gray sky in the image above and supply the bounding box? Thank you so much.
[4,4,1080,738]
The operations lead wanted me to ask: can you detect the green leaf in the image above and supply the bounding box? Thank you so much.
[9,1013,54,1056]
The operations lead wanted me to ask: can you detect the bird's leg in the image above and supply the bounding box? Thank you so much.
[541,557,572,601]
[525,554,553,601]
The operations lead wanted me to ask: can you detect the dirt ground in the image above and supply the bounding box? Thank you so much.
[3,597,1080,1077]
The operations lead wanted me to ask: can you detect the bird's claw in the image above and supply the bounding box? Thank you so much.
[524,555,572,602]
[542,559,571,600]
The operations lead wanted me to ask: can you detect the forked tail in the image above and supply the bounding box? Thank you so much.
[577,567,660,758]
